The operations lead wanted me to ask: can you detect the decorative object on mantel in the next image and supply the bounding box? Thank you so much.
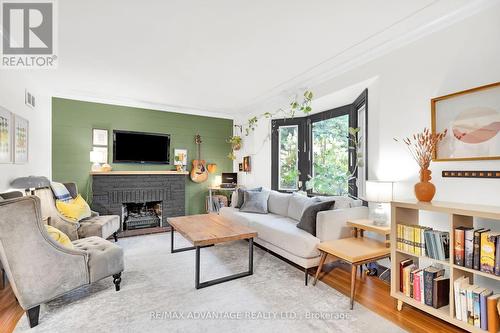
[243,156,251,172]
[394,128,447,202]
[101,163,112,172]
[190,134,208,183]
[174,149,187,172]
[14,115,29,164]
[364,181,393,226]
[442,170,500,178]
[431,81,500,161]
[90,150,106,172]
[207,163,217,174]
[11,176,50,195]
[0,106,13,164]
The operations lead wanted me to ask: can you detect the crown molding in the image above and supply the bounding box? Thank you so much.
[51,90,235,120]
[236,0,498,116]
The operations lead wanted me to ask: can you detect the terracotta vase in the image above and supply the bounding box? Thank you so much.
[414,168,436,202]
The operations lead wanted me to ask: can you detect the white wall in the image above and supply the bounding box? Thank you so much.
[0,71,51,192]
[235,4,500,207]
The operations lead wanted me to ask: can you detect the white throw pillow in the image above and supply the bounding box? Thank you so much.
[287,193,320,221]
[268,190,291,216]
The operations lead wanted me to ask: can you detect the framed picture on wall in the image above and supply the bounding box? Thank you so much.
[174,149,188,166]
[92,146,108,163]
[14,115,29,164]
[243,156,251,172]
[93,128,108,146]
[238,163,243,171]
[0,106,13,164]
[432,82,500,161]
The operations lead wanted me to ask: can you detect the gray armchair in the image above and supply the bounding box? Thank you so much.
[35,182,120,241]
[0,196,124,328]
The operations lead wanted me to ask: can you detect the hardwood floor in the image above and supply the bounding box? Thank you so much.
[0,261,465,333]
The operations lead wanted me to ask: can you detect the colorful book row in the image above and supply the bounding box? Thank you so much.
[453,276,499,332]
[454,227,500,276]
[397,224,449,261]
[399,259,449,309]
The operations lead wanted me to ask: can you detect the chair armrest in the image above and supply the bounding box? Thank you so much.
[90,210,99,217]
[316,206,369,242]
[49,214,80,241]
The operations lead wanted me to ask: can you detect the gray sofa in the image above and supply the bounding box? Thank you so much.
[0,195,124,328]
[35,182,120,241]
[220,191,368,284]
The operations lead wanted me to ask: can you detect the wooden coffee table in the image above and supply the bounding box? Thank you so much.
[168,214,257,289]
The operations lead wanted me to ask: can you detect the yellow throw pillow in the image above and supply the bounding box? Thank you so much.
[56,194,91,222]
[45,225,74,249]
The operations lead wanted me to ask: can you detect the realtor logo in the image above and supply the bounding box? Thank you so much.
[1,0,57,68]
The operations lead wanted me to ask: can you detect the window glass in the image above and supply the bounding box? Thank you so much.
[278,125,299,191]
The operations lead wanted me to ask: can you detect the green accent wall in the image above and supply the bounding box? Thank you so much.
[52,97,233,215]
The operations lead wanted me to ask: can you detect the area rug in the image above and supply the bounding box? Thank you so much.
[15,233,405,333]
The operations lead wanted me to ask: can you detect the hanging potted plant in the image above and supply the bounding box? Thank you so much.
[395,128,447,202]
[228,135,242,151]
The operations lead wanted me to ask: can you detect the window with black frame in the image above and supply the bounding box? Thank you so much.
[271,89,367,197]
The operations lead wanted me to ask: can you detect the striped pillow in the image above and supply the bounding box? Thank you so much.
[50,182,72,202]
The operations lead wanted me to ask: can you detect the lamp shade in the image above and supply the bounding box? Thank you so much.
[10,176,50,189]
[90,150,105,163]
[365,181,393,203]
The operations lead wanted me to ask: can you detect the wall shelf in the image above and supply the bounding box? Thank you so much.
[390,200,500,333]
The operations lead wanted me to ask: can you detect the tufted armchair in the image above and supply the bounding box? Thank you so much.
[0,196,124,328]
[35,182,120,241]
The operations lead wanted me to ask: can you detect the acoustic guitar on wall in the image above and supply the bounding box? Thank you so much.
[190,134,208,183]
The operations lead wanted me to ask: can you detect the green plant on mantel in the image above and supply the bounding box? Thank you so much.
[226,90,314,160]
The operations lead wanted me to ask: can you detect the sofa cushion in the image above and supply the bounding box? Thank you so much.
[50,181,72,202]
[45,225,74,249]
[72,236,124,282]
[268,191,291,216]
[240,190,270,214]
[235,187,262,208]
[220,208,320,258]
[287,193,320,221]
[55,194,91,222]
[296,200,335,236]
[78,215,120,240]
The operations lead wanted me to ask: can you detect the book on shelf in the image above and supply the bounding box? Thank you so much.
[453,276,469,321]
[403,264,416,297]
[480,289,493,330]
[413,269,423,303]
[473,287,486,327]
[481,232,500,274]
[454,227,466,266]
[487,294,500,333]
[496,235,500,276]
[432,276,450,309]
[399,259,413,293]
[464,228,475,269]
[474,229,489,270]
[423,266,444,307]
[453,276,500,332]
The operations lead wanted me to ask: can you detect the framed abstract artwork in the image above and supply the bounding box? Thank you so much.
[14,115,29,164]
[432,82,500,161]
[0,106,13,164]
[243,156,251,172]
[93,128,108,146]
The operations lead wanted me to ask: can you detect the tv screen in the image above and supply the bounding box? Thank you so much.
[113,130,170,164]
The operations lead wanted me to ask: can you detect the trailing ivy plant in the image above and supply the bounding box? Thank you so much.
[226,90,314,160]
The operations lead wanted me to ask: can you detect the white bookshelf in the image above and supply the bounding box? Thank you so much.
[390,200,500,333]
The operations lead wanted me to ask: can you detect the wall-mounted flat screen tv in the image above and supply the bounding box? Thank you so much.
[113,130,170,164]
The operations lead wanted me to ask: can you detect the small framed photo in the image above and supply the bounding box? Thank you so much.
[174,149,188,166]
[238,163,243,171]
[243,156,251,172]
[14,115,29,164]
[92,146,108,163]
[93,128,108,146]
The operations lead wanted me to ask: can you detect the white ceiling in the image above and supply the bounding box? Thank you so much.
[31,0,485,117]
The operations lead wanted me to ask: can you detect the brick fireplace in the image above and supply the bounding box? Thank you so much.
[90,171,187,232]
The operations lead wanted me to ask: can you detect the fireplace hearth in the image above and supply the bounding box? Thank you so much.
[122,201,161,230]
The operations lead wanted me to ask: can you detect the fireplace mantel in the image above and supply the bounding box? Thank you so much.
[90,170,188,175]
